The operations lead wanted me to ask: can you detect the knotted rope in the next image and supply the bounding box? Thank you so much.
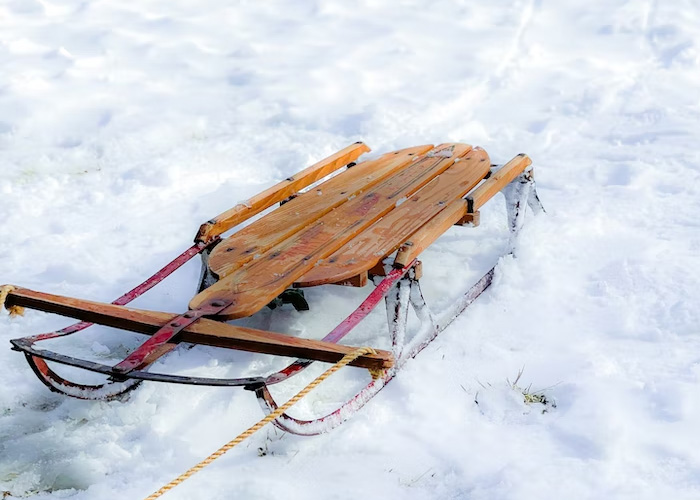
[144,346,379,500]
[0,285,24,317]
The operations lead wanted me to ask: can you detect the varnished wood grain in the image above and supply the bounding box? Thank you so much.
[195,142,371,243]
[466,153,532,212]
[296,148,490,286]
[393,199,468,268]
[190,144,471,319]
[208,145,433,278]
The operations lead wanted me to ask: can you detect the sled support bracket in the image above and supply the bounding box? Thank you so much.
[112,299,234,376]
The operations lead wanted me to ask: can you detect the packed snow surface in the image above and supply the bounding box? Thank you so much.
[2,1,700,498]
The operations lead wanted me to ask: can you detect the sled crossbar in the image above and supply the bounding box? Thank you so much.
[5,287,393,371]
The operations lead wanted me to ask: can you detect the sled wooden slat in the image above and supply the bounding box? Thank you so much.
[467,153,532,212]
[296,148,490,287]
[6,287,394,370]
[190,143,472,319]
[394,199,468,268]
[195,142,371,244]
[208,145,433,279]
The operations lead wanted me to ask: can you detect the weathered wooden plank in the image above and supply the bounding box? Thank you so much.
[393,199,468,268]
[466,153,532,212]
[5,287,393,370]
[208,145,433,279]
[296,148,490,287]
[195,142,371,244]
[190,143,472,319]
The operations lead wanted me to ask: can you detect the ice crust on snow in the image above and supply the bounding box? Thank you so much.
[2,1,700,499]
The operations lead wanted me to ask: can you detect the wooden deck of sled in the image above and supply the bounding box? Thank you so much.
[193,143,532,320]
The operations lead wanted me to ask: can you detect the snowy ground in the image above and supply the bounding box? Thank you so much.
[2,0,700,498]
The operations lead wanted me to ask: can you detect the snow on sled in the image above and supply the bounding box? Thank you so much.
[2,141,543,435]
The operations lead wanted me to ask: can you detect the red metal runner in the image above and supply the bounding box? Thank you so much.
[112,298,232,374]
[28,242,209,343]
[265,262,415,384]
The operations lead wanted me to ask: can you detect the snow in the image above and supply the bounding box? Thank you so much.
[427,148,454,158]
[2,0,700,498]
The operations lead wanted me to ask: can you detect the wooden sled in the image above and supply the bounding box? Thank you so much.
[2,141,543,435]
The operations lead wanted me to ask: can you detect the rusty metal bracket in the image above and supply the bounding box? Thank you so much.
[112,299,233,375]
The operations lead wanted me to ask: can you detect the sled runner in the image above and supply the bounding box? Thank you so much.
[2,141,543,435]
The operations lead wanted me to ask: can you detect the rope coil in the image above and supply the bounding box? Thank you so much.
[144,346,378,500]
[0,285,24,317]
